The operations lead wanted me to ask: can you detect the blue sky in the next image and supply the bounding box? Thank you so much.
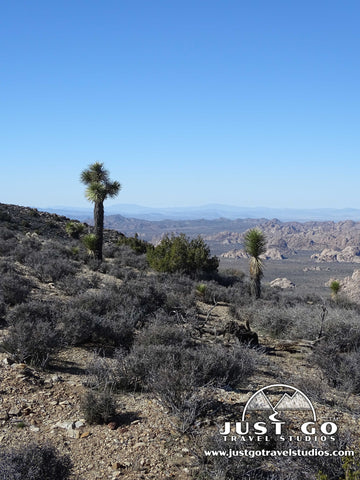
[1,0,360,209]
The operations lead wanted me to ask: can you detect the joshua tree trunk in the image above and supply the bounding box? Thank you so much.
[251,275,261,299]
[94,201,104,261]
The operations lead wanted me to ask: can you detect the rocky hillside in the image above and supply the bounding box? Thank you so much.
[1,203,360,480]
[99,214,360,259]
[204,219,360,254]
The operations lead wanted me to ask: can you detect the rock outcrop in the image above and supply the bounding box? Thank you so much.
[221,247,285,260]
[269,278,296,289]
[311,246,360,263]
[339,270,360,304]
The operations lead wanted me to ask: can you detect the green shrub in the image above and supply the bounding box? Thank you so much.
[65,221,85,239]
[147,233,218,276]
[196,283,207,297]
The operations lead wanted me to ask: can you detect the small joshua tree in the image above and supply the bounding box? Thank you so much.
[330,280,341,300]
[244,228,267,299]
[80,163,121,261]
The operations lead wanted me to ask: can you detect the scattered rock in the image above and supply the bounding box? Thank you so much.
[3,357,14,365]
[11,363,27,370]
[0,411,9,421]
[54,420,75,430]
[8,405,22,416]
[269,278,295,289]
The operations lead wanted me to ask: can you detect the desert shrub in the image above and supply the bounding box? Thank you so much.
[147,344,254,432]
[155,272,196,314]
[71,289,118,316]
[85,257,104,271]
[102,242,118,258]
[312,344,360,394]
[21,244,78,282]
[60,290,137,347]
[318,311,360,352]
[110,244,148,270]
[238,303,323,340]
[56,273,98,295]
[65,221,85,238]
[193,343,255,388]
[114,342,254,394]
[0,258,17,274]
[95,310,137,348]
[116,277,167,320]
[13,235,42,262]
[196,280,242,304]
[31,254,77,282]
[0,298,5,323]
[147,233,218,276]
[215,268,246,286]
[117,233,151,254]
[2,300,61,367]
[150,365,209,433]
[62,276,196,347]
[0,442,72,480]
[135,319,194,348]
[80,388,116,424]
[0,272,32,305]
[59,307,99,345]
[0,236,18,256]
[0,209,11,222]
[84,354,118,391]
[0,226,16,240]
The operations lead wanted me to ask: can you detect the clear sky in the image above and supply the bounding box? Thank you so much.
[1,0,360,209]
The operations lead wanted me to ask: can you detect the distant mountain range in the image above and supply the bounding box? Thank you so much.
[41,204,360,222]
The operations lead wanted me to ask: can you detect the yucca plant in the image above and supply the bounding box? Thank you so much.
[80,162,121,261]
[82,234,98,257]
[244,228,266,299]
[65,221,85,239]
[330,280,341,300]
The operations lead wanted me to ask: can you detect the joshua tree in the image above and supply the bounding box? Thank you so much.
[80,162,121,261]
[244,228,267,299]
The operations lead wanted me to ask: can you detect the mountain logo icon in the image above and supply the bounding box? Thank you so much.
[242,384,316,422]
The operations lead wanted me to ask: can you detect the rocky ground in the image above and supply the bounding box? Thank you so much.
[1,301,359,479]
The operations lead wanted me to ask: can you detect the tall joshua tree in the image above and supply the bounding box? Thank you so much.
[80,162,121,261]
[244,228,267,299]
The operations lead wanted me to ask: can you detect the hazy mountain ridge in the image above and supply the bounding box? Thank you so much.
[41,204,360,222]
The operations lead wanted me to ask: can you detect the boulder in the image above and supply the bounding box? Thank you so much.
[269,278,295,289]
